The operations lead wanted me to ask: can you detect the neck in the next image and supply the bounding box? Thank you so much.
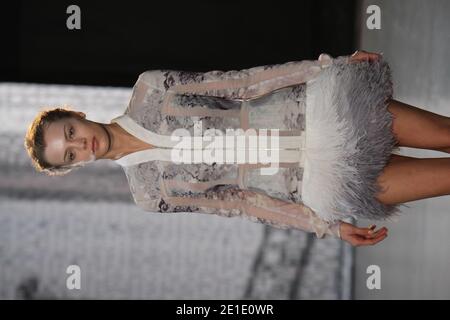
[99,123,127,160]
[100,122,151,160]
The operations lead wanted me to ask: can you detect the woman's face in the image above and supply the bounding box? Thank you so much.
[43,114,111,167]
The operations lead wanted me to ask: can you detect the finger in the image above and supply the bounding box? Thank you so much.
[357,53,368,62]
[350,51,365,63]
[366,232,388,245]
[368,225,387,233]
[369,233,388,245]
[370,230,388,241]
[353,227,374,236]
[356,233,388,246]
[374,227,388,235]
[371,226,388,235]
[353,231,382,241]
[365,229,384,239]
[349,55,359,63]
[352,227,387,241]
[369,53,381,62]
[365,227,388,239]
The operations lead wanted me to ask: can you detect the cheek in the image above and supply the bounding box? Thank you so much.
[76,153,96,166]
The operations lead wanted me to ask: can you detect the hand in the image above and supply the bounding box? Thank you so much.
[348,50,382,63]
[339,221,388,247]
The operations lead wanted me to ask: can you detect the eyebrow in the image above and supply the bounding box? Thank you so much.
[63,124,68,165]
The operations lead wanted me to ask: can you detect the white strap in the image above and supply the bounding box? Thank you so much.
[111,114,186,148]
[111,114,306,167]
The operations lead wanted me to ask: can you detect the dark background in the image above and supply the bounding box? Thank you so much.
[2,0,357,87]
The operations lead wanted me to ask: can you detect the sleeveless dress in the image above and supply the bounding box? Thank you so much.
[110,53,407,239]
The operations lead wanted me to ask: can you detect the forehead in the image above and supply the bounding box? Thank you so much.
[43,118,69,166]
[45,118,67,138]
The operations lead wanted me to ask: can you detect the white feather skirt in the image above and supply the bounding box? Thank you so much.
[301,56,408,223]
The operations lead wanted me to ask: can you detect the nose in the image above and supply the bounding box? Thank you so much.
[68,137,88,150]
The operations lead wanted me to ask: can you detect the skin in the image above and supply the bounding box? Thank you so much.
[42,112,153,167]
[340,50,450,247]
[41,50,450,247]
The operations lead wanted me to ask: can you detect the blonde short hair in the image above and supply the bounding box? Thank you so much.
[24,106,84,176]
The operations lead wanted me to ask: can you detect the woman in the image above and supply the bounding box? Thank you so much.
[23,50,450,247]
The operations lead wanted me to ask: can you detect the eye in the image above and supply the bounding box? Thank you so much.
[69,126,74,138]
[69,151,75,162]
